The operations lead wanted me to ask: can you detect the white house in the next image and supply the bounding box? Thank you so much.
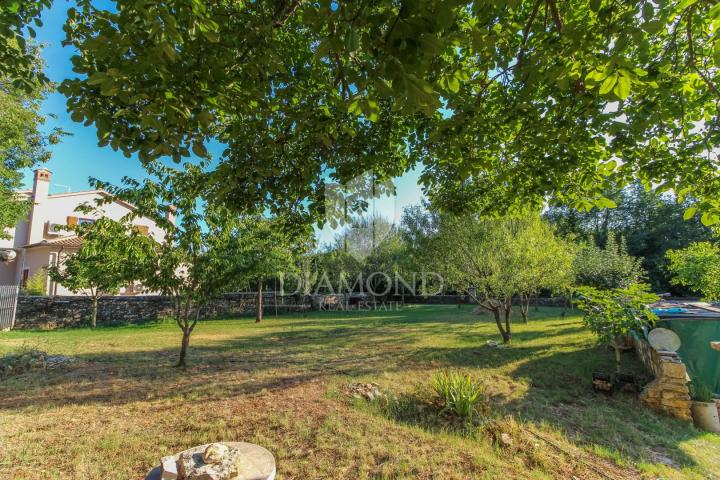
[0,168,171,295]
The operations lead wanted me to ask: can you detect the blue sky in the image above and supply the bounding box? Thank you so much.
[28,2,425,244]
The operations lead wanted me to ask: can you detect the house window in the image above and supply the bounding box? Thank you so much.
[67,216,95,226]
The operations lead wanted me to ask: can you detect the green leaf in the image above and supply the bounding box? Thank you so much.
[683,207,697,220]
[614,74,631,100]
[87,73,108,86]
[345,30,359,52]
[201,30,220,43]
[595,197,617,209]
[642,3,653,21]
[192,142,208,157]
[701,212,718,226]
[161,42,177,60]
[599,73,617,95]
[347,98,362,115]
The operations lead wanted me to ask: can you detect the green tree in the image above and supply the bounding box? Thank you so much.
[363,230,413,298]
[514,220,576,322]
[545,182,713,291]
[219,215,301,323]
[0,1,50,91]
[330,214,394,260]
[574,232,645,290]
[575,284,658,374]
[310,247,364,295]
[431,213,571,342]
[0,59,61,236]
[23,270,47,296]
[57,2,720,224]
[96,162,308,366]
[47,217,156,328]
[666,242,720,301]
[93,164,228,366]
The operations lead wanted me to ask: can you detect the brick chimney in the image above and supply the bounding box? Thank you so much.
[27,168,52,244]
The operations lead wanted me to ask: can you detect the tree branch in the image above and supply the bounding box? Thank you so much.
[517,0,542,70]
[273,0,303,28]
[686,6,720,98]
[384,3,406,47]
[547,0,563,33]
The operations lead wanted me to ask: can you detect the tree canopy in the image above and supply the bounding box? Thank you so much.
[545,182,714,291]
[0,1,50,91]
[35,1,720,223]
[575,284,658,374]
[0,54,60,236]
[93,161,311,366]
[573,232,645,290]
[426,211,574,342]
[667,242,720,301]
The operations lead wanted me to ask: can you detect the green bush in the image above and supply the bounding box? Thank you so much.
[24,271,47,296]
[689,377,714,403]
[575,283,658,374]
[432,370,486,422]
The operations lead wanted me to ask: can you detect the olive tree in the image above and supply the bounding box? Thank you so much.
[432,213,572,342]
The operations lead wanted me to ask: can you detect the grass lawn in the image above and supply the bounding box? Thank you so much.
[1,305,718,479]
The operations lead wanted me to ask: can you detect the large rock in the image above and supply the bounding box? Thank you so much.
[177,443,244,480]
[660,361,687,379]
[159,442,276,480]
[161,456,178,480]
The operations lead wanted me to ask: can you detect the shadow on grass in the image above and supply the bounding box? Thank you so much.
[408,341,703,470]
[0,310,463,410]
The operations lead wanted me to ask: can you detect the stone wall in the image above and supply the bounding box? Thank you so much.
[387,294,570,307]
[633,332,692,421]
[14,292,572,329]
[15,293,310,329]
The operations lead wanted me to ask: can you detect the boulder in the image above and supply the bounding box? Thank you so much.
[176,443,244,480]
[158,442,276,480]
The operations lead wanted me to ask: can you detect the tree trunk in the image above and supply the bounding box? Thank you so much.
[256,279,263,323]
[492,308,510,343]
[177,327,191,368]
[504,301,512,342]
[91,295,98,329]
[520,294,529,323]
[613,343,622,374]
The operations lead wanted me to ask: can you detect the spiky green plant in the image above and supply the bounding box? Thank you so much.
[689,377,714,403]
[432,370,485,421]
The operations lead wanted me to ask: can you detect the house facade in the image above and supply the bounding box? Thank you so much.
[0,168,171,295]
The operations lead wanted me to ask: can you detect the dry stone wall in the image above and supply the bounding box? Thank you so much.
[633,333,692,421]
[14,293,571,329]
[15,293,310,329]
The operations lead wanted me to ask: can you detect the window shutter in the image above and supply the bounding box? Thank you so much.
[67,216,78,226]
[135,225,150,236]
